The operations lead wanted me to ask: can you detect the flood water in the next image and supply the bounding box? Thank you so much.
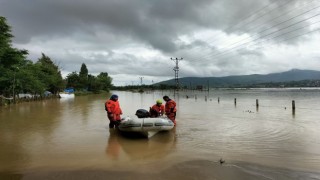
[1,89,320,179]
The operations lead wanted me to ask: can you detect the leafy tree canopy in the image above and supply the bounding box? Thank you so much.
[36,53,63,94]
[1,16,113,100]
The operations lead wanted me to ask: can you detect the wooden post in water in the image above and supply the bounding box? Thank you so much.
[234,98,237,106]
[292,100,296,110]
[218,97,220,103]
[195,95,197,100]
[256,99,259,107]
[292,100,296,116]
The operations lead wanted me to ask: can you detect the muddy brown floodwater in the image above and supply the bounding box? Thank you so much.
[1,89,320,179]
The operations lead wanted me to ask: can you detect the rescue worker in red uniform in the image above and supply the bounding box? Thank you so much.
[149,99,165,117]
[163,95,177,125]
[105,94,122,128]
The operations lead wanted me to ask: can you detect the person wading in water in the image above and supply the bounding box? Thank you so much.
[105,94,122,128]
[163,95,177,126]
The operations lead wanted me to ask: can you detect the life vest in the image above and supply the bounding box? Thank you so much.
[150,104,165,117]
[165,99,177,114]
[105,99,122,120]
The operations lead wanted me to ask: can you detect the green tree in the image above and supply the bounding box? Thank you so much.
[87,74,101,93]
[0,16,28,97]
[79,63,88,90]
[36,53,63,94]
[66,71,80,90]
[97,72,112,91]
[0,16,13,58]
[16,61,46,95]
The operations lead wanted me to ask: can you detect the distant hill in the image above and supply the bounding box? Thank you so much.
[156,69,320,88]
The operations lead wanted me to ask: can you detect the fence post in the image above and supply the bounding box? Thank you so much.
[292,100,296,116]
[292,100,296,110]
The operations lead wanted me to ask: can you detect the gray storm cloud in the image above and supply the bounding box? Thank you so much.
[1,0,319,85]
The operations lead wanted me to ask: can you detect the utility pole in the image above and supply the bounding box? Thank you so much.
[170,57,183,90]
[139,77,144,86]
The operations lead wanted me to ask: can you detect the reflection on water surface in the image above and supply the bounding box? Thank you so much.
[1,89,320,179]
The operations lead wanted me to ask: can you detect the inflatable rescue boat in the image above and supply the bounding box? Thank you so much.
[118,109,174,138]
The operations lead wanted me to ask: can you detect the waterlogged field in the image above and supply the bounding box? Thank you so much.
[1,88,320,179]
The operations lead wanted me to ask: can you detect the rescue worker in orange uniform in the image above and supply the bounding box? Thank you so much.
[105,94,122,128]
[149,99,165,117]
[163,95,177,125]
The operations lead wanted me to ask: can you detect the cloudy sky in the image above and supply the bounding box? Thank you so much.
[1,0,320,86]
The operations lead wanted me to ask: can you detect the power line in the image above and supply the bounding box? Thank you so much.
[198,22,320,62]
[240,0,318,37]
[209,0,319,54]
[188,5,320,62]
[213,5,320,56]
[225,0,293,33]
[184,0,293,56]
[163,1,320,81]
[185,1,320,63]
[205,12,320,60]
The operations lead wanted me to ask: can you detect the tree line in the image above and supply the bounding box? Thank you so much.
[0,16,112,104]
[65,63,112,93]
